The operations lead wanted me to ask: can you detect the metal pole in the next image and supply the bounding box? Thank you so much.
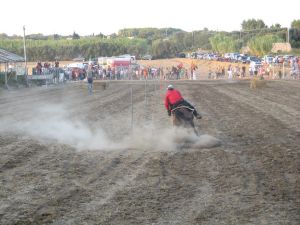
[144,78,147,120]
[283,62,285,79]
[192,31,194,48]
[23,26,28,86]
[131,86,133,130]
[5,63,8,89]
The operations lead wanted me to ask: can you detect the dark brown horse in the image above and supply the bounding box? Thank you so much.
[171,105,199,136]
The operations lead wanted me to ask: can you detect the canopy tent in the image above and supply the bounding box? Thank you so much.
[0,49,25,88]
[0,48,24,63]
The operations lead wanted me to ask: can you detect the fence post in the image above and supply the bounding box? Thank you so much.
[131,86,133,131]
[144,79,147,120]
[5,63,8,89]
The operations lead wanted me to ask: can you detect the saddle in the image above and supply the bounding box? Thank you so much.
[172,105,194,121]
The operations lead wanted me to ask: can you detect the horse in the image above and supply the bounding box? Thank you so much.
[171,105,199,136]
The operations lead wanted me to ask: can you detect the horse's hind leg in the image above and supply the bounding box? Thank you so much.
[190,120,199,136]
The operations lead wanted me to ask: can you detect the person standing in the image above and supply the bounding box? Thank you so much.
[242,65,246,77]
[191,62,198,80]
[87,64,94,95]
[227,64,233,79]
[54,60,60,83]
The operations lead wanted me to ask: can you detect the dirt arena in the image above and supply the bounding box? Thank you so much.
[0,79,299,224]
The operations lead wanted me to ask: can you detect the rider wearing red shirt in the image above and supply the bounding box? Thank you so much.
[164,87,183,110]
[164,84,201,119]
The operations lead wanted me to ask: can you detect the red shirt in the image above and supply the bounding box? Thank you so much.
[165,89,183,110]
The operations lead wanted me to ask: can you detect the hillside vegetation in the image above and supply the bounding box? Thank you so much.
[0,19,300,61]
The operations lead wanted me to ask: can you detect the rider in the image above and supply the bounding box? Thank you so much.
[164,84,202,119]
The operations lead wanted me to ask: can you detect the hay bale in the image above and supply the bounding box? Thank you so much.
[94,81,109,90]
[271,43,292,53]
[250,77,267,89]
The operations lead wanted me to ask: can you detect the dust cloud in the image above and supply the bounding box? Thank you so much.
[0,104,116,150]
[121,127,220,151]
[0,104,220,151]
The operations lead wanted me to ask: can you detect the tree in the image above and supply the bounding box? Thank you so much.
[0,33,8,38]
[53,34,60,40]
[209,33,238,54]
[248,34,283,56]
[151,39,176,58]
[270,24,281,29]
[72,32,80,39]
[291,20,300,29]
[241,19,267,31]
[96,33,106,38]
[290,28,300,48]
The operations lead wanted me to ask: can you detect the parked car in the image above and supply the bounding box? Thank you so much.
[176,52,186,58]
[247,56,261,63]
[190,52,198,59]
[205,54,215,60]
[141,55,152,60]
[237,55,248,64]
[283,55,294,61]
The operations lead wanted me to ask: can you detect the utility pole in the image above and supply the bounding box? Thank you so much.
[192,31,194,48]
[23,25,28,85]
[286,27,290,43]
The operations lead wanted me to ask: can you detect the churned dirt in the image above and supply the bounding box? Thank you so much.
[0,78,299,225]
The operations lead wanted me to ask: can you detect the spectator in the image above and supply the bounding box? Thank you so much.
[227,65,233,79]
[36,61,42,75]
[241,65,246,77]
[87,64,94,95]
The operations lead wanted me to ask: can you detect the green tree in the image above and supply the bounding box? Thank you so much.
[270,24,281,29]
[241,19,267,31]
[197,30,214,49]
[0,33,8,38]
[151,39,176,58]
[290,28,300,48]
[72,32,80,39]
[209,33,238,53]
[248,34,283,56]
[291,20,300,29]
[53,34,60,40]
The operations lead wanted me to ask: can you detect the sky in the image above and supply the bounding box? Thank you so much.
[1,0,299,36]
